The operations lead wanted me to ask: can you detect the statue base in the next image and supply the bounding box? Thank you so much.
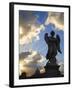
[44,62,63,77]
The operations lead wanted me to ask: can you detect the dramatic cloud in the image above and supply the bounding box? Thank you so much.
[19,11,64,45]
[58,61,64,75]
[45,12,64,30]
[19,11,45,45]
[19,52,32,59]
[19,59,36,77]
[19,51,47,77]
[19,24,45,45]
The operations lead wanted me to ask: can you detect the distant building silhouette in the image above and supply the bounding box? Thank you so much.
[19,72,26,79]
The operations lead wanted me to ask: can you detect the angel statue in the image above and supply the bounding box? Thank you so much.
[44,31,62,64]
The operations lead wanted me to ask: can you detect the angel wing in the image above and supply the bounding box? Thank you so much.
[56,34,62,54]
[56,35,60,43]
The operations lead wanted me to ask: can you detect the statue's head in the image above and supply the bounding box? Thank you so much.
[50,31,55,37]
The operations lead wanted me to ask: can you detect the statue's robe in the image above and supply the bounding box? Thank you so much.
[44,35,58,60]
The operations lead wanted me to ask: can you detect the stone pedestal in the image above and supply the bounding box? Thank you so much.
[44,62,63,77]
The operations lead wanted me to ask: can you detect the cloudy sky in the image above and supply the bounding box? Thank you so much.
[19,10,64,77]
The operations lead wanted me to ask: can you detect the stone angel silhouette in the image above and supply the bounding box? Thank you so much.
[44,31,62,64]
